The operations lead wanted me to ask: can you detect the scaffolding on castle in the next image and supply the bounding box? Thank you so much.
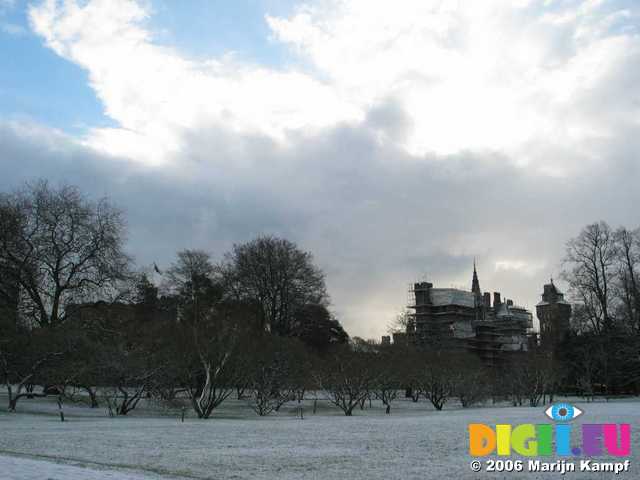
[405,281,534,366]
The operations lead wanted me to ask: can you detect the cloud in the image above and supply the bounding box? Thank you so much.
[9,0,640,337]
[28,1,640,168]
[3,109,639,336]
[270,0,640,162]
[28,0,360,164]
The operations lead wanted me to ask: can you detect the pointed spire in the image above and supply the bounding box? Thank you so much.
[472,259,481,297]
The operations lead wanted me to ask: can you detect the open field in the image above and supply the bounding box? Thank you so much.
[0,394,638,479]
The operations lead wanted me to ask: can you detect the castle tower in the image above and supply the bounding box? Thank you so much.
[536,279,571,349]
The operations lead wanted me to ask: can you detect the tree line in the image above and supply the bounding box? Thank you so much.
[558,221,640,398]
[0,181,350,416]
[1,181,638,419]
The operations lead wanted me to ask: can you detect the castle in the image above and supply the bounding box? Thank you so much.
[395,264,571,365]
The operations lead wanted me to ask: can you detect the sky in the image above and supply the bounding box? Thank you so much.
[1,0,639,338]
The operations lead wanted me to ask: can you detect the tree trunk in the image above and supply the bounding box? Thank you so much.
[83,386,99,408]
[8,392,47,411]
[57,396,65,422]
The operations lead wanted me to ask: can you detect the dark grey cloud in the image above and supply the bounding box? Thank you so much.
[1,104,639,337]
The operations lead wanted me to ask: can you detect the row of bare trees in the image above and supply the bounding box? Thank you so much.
[2,182,637,419]
[0,181,130,412]
[313,343,559,415]
[0,181,348,417]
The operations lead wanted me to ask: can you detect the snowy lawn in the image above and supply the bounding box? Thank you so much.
[1,394,638,479]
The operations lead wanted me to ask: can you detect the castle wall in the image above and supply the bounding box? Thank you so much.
[407,273,534,366]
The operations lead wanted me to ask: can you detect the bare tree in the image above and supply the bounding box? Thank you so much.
[372,353,401,413]
[223,236,328,335]
[562,221,617,334]
[0,181,131,328]
[0,349,63,411]
[0,182,132,409]
[164,250,245,419]
[65,296,166,415]
[0,321,66,411]
[387,310,411,335]
[247,337,306,416]
[561,222,640,394]
[98,344,160,416]
[614,228,640,332]
[417,351,454,411]
[502,352,556,407]
[523,353,555,407]
[566,334,602,401]
[315,347,377,416]
[450,352,490,408]
[163,250,217,298]
[181,315,242,419]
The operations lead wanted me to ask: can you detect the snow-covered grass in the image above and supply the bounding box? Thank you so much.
[0,456,169,480]
[1,393,638,479]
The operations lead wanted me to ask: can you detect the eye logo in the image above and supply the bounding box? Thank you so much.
[545,403,583,422]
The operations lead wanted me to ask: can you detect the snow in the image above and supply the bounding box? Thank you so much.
[0,455,170,480]
[1,394,638,479]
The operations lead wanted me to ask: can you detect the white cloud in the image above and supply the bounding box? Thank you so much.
[28,0,640,170]
[494,260,543,276]
[268,0,640,163]
[28,0,360,164]
[17,0,640,337]
[27,0,640,177]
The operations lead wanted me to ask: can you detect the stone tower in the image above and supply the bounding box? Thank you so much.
[536,279,571,349]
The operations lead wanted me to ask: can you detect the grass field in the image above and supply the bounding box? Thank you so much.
[0,393,638,479]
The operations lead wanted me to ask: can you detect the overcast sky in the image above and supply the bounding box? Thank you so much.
[1,0,639,338]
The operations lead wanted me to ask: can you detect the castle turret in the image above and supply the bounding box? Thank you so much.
[483,292,491,307]
[493,292,501,307]
[536,279,571,349]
